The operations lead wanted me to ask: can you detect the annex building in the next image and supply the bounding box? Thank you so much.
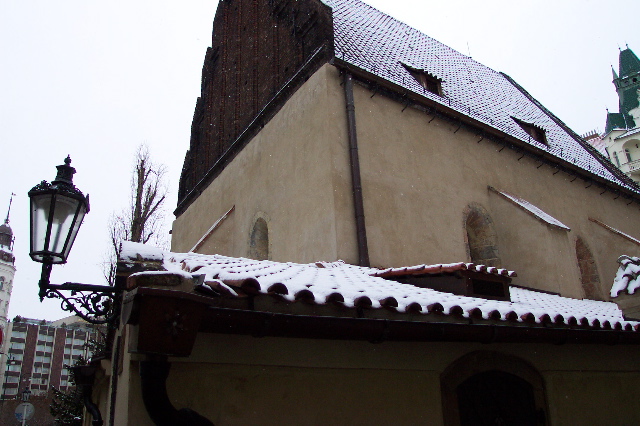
[89,1,640,425]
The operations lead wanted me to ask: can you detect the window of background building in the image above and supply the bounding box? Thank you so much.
[11,342,25,350]
[11,331,26,339]
[5,388,18,396]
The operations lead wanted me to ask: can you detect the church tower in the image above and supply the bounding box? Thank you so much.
[601,46,640,185]
[0,195,16,331]
[605,46,640,133]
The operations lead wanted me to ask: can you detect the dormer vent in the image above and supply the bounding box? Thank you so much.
[401,62,442,96]
[512,117,547,145]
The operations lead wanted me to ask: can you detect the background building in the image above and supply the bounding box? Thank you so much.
[0,199,16,332]
[599,46,640,184]
[0,316,99,399]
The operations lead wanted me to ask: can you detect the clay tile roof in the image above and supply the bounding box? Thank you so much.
[319,0,638,193]
[611,255,640,298]
[120,242,637,333]
[371,262,517,278]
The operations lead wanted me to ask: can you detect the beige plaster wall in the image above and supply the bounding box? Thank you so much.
[173,63,640,298]
[172,64,358,265]
[120,333,640,425]
[349,81,640,297]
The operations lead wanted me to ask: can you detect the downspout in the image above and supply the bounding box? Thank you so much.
[343,72,370,267]
[71,365,103,426]
[139,356,214,426]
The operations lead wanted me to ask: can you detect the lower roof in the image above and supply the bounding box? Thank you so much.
[120,242,639,335]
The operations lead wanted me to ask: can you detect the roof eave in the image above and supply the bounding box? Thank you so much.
[124,287,640,358]
[331,58,640,201]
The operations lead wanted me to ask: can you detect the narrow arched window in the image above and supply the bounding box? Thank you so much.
[465,205,501,267]
[249,218,269,260]
[0,276,4,291]
[575,237,602,300]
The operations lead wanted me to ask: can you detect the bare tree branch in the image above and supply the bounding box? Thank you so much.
[103,144,168,283]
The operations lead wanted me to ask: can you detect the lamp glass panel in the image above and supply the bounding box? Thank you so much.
[48,195,82,261]
[62,202,87,262]
[30,194,54,261]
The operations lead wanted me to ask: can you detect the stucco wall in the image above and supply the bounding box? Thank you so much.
[173,63,640,299]
[172,64,358,265]
[350,77,640,298]
[119,332,640,426]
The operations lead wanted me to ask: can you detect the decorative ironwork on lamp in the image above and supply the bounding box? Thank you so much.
[28,157,121,325]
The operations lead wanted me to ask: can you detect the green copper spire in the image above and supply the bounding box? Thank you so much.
[608,46,640,130]
[619,47,640,78]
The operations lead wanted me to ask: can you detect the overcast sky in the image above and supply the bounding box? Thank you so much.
[1,0,638,321]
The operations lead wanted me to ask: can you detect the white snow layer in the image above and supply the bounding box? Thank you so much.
[611,255,640,297]
[120,243,637,330]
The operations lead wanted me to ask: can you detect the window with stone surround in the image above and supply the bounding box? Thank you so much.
[575,236,603,300]
[464,204,501,267]
[249,217,269,261]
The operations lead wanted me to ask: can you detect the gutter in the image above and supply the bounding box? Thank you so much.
[330,58,640,205]
[123,288,640,355]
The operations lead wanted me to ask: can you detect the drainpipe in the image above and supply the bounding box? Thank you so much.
[71,365,103,426]
[139,356,214,426]
[343,72,370,267]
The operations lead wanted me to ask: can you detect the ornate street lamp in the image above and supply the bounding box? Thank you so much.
[28,157,121,325]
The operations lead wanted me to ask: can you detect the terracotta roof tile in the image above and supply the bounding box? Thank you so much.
[119,243,637,332]
[611,255,640,297]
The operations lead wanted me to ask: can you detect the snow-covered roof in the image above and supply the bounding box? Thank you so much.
[489,186,570,230]
[611,255,640,298]
[615,127,640,140]
[320,0,637,192]
[120,242,638,332]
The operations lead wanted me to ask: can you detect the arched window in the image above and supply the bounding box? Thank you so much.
[441,351,548,426]
[464,204,501,267]
[575,237,603,300]
[0,276,4,291]
[249,217,269,260]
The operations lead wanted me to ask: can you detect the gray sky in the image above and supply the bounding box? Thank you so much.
[1,0,638,321]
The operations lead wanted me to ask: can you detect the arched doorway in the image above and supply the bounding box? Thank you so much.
[441,351,548,426]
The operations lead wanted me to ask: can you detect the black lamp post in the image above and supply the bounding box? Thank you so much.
[28,157,122,325]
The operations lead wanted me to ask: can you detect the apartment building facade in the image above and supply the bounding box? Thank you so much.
[0,316,99,399]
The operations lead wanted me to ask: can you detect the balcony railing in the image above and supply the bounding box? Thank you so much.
[624,158,640,173]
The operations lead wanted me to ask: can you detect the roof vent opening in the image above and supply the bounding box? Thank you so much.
[512,117,547,145]
[388,270,511,301]
[401,62,442,96]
